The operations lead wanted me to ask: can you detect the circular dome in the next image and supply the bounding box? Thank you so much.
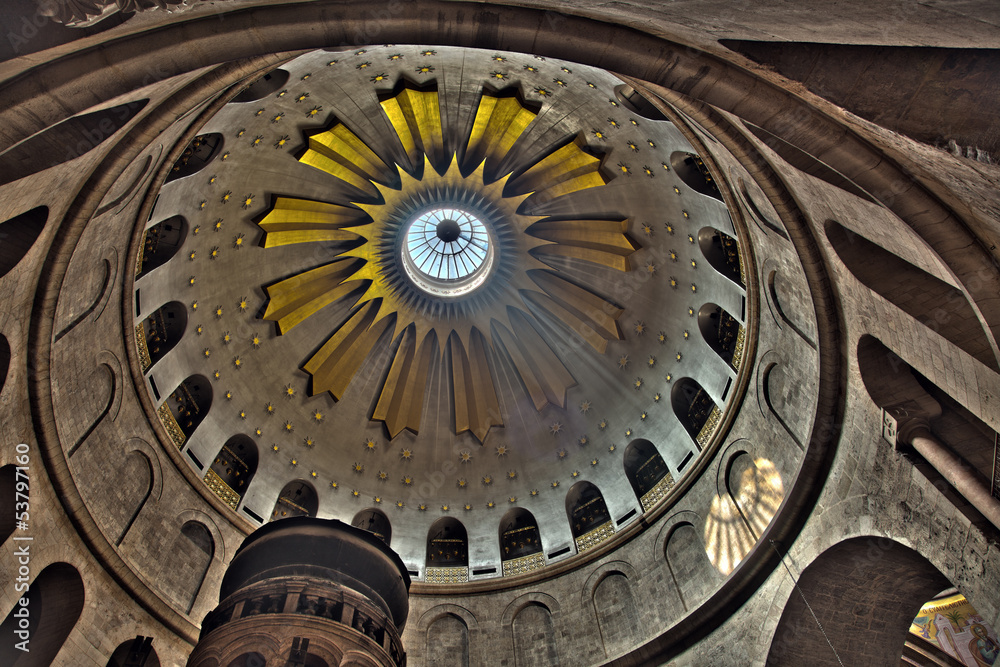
[400,206,495,297]
[125,44,757,585]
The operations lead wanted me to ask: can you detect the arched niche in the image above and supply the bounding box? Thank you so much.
[593,572,640,656]
[498,508,542,570]
[207,435,258,511]
[107,450,154,546]
[698,227,744,287]
[271,480,318,521]
[105,636,160,667]
[664,521,721,609]
[513,603,559,665]
[174,521,215,614]
[566,481,612,546]
[351,508,392,544]
[0,206,48,279]
[671,377,720,449]
[232,68,291,103]
[138,216,187,278]
[0,562,84,666]
[698,302,744,369]
[670,151,723,200]
[623,439,674,512]
[0,465,15,544]
[426,518,469,568]
[766,537,952,666]
[165,132,224,182]
[138,301,187,372]
[725,453,784,539]
[426,613,469,667]
[0,100,148,188]
[612,83,669,121]
[828,220,998,370]
[163,375,212,447]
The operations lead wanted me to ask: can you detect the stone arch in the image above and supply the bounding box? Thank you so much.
[662,516,722,610]
[0,562,85,666]
[583,562,641,658]
[232,68,291,103]
[698,227,744,287]
[623,438,673,511]
[613,83,670,121]
[733,173,788,239]
[671,377,720,448]
[0,100,148,188]
[498,507,543,566]
[137,215,188,278]
[105,636,160,667]
[697,302,744,369]
[827,219,998,370]
[419,605,478,667]
[108,449,154,546]
[271,479,319,521]
[670,151,723,200]
[761,260,816,349]
[512,602,559,666]
[351,507,392,545]
[55,246,119,343]
[151,510,222,616]
[207,435,259,511]
[68,357,121,458]
[164,132,225,183]
[758,356,806,449]
[565,480,612,543]
[723,451,784,540]
[225,653,267,667]
[766,536,952,666]
[138,301,188,372]
[426,517,469,568]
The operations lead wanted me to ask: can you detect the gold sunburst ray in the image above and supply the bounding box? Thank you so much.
[258,85,638,441]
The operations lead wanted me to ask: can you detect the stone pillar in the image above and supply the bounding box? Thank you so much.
[187,518,410,667]
[897,419,1000,531]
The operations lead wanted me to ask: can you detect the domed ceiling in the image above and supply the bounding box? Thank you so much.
[131,45,751,579]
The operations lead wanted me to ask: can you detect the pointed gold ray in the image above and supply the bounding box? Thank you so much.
[527,218,638,271]
[381,87,445,170]
[303,299,396,400]
[492,309,576,411]
[507,137,606,205]
[300,123,396,198]
[263,259,368,334]
[449,329,501,442]
[372,327,437,437]
[526,270,623,351]
[465,93,538,175]
[258,197,369,248]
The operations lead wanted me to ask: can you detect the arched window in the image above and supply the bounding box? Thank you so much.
[499,508,543,575]
[566,481,614,553]
[671,377,720,450]
[698,303,745,369]
[0,563,84,666]
[137,301,187,372]
[105,636,159,667]
[352,508,392,544]
[623,439,674,511]
[426,518,469,582]
[698,227,744,286]
[271,480,318,521]
[670,151,722,200]
[0,206,47,279]
[232,68,291,103]
[165,133,224,183]
[161,375,212,448]
[138,216,187,278]
[206,435,258,511]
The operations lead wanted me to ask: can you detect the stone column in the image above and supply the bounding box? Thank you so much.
[187,518,410,667]
[897,419,1000,531]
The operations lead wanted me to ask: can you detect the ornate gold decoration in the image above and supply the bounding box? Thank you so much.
[204,468,241,510]
[731,325,747,371]
[425,566,469,584]
[258,86,635,442]
[696,405,723,450]
[575,520,615,553]
[502,552,545,576]
[157,403,186,448]
[640,472,676,512]
[136,323,151,373]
